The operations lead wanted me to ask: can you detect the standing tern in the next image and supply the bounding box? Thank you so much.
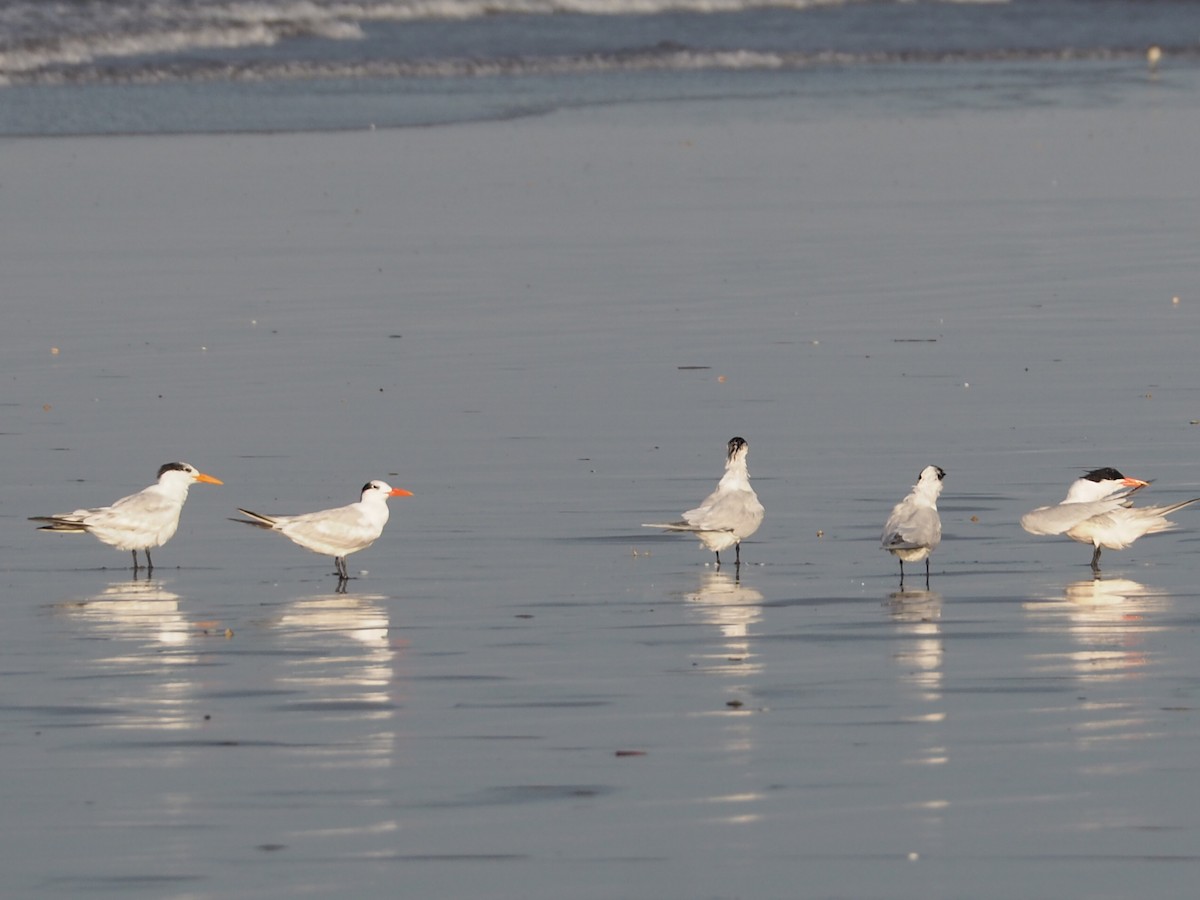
[643,436,764,567]
[31,462,223,572]
[1021,467,1200,572]
[232,480,413,580]
[881,465,945,587]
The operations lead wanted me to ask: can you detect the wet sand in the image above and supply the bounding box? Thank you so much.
[4,78,1200,898]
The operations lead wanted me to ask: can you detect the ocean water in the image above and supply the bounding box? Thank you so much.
[1,0,1199,134]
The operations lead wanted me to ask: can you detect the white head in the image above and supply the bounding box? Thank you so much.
[157,462,222,487]
[725,436,749,467]
[360,480,414,502]
[1063,467,1147,503]
[915,465,946,500]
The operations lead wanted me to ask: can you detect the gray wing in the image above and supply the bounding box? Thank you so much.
[683,488,764,537]
[38,489,174,531]
[1020,497,1131,536]
[882,504,941,550]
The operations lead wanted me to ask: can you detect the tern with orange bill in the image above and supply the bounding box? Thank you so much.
[31,461,223,572]
[1021,467,1200,572]
[232,479,412,580]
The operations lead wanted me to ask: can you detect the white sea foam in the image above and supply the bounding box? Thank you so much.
[0,25,282,78]
[2,42,1166,88]
[0,0,1189,90]
[203,0,952,27]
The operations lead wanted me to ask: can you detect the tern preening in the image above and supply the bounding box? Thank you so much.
[643,436,764,567]
[1021,467,1200,573]
[31,462,223,572]
[232,480,413,580]
[881,465,945,587]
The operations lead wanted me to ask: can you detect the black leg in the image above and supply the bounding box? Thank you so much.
[925,557,931,588]
[714,550,721,568]
[898,558,905,589]
[145,548,154,573]
[131,550,140,571]
[1090,546,1102,572]
[735,543,742,566]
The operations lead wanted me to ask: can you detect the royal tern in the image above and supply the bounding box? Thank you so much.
[1021,467,1200,572]
[232,480,413,580]
[31,462,223,571]
[881,465,945,587]
[643,436,764,567]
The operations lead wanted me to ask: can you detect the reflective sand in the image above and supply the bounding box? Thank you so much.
[4,82,1200,897]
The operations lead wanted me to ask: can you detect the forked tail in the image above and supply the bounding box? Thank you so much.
[29,516,89,533]
[229,508,277,529]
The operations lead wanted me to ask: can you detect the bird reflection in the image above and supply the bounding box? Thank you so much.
[886,589,945,702]
[1061,577,1159,608]
[887,588,942,624]
[1023,577,1173,759]
[269,592,401,761]
[886,589,947,770]
[685,570,764,675]
[1024,577,1171,684]
[58,578,192,646]
[683,570,766,825]
[55,579,209,731]
[273,592,393,647]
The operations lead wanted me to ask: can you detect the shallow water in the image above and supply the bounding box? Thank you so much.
[4,0,1200,135]
[5,83,1200,897]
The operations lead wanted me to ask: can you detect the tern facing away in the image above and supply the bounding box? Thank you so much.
[881,465,945,587]
[31,462,223,572]
[643,436,765,567]
[232,480,413,580]
[1021,467,1200,572]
